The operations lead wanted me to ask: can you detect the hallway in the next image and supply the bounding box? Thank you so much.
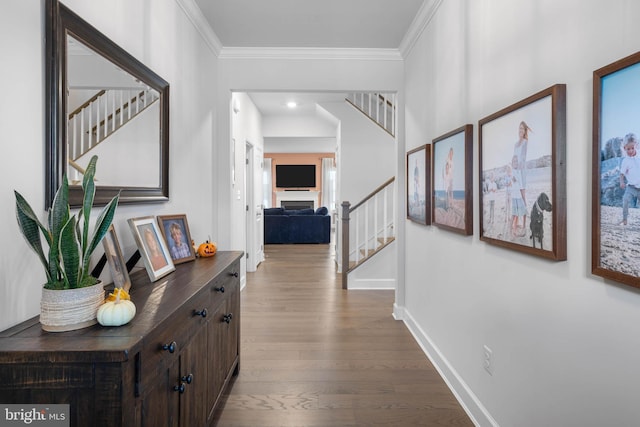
[212,243,473,426]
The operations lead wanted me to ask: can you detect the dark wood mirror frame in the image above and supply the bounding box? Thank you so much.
[45,0,170,208]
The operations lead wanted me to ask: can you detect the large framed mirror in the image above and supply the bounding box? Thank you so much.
[46,0,169,207]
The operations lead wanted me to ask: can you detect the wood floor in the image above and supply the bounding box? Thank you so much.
[211,243,473,426]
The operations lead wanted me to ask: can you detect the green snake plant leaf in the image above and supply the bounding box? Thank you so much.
[59,216,80,289]
[14,191,51,284]
[47,177,70,284]
[80,155,98,254]
[82,193,119,277]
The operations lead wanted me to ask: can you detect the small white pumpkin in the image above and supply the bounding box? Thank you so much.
[97,289,136,327]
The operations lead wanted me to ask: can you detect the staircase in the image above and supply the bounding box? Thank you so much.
[346,92,396,137]
[340,177,396,289]
[67,88,159,178]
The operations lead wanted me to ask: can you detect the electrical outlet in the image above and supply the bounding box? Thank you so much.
[483,345,493,375]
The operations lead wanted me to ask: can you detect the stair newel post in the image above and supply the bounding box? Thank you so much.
[341,201,351,290]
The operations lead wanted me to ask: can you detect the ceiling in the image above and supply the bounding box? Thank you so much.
[193,0,425,125]
[193,0,425,49]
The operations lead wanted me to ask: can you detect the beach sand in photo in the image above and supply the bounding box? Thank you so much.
[599,205,640,278]
[482,167,553,250]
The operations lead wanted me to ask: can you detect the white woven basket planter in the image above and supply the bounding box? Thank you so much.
[40,282,106,332]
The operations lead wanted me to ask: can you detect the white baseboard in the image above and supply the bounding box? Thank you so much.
[402,309,499,427]
[347,278,395,290]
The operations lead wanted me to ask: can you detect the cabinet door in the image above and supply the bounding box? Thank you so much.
[179,325,208,427]
[207,299,229,416]
[225,285,240,375]
[138,359,180,427]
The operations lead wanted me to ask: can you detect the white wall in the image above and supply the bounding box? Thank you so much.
[230,92,265,281]
[320,102,397,288]
[263,114,336,138]
[403,1,640,426]
[0,0,219,331]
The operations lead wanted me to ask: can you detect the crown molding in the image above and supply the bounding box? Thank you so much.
[399,0,444,58]
[218,47,403,61]
[175,0,223,56]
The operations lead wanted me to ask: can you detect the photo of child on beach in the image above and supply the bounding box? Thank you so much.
[480,95,554,251]
[432,125,472,235]
[407,145,431,225]
[596,60,640,280]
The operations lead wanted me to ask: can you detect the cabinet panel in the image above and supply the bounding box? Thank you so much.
[179,325,208,426]
[138,360,180,427]
[0,251,242,427]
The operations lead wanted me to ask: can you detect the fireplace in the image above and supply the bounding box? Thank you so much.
[281,200,314,210]
[275,190,320,210]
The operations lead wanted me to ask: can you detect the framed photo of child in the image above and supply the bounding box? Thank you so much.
[406,144,431,225]
[128,216,175,282]
[157,214,196,264]
[478,84,566,260]
[593,52,640,288]
[432,124,473,235]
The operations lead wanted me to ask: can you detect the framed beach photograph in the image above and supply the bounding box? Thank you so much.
[407,144,431,225]
[478,84,566,260]
[157,214,196,264]
[102,225,131,292]
[432,124,473,235]
[128,216,175,281]
[593,52,640,288]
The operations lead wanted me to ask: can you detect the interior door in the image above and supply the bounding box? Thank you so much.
[245,142,264,272]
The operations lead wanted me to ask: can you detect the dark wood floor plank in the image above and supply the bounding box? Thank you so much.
[211,243,473,426]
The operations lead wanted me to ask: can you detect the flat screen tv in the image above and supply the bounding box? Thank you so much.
[275,164,316,188]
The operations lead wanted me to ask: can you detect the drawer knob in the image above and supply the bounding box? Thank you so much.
[214,286,225,293]
[162,341,177,353]
[223,313,233,324]
[229,272,239,278]
[194,308,208,318]
[181,373,193,384]
[174,383,185,394]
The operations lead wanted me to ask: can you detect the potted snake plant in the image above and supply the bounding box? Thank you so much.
[15,155,119,331]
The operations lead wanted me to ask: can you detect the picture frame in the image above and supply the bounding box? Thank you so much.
[406,144,431,225]
[157,214,196,264]
[102,225,132,292]
[592,52,640,288]
[128,216,175,281]
[432,124,473,235]
[478,84,566,260]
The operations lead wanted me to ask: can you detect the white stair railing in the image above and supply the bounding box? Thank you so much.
[346,92,396,137]
[67,88,159,181]
[341,177,396,288]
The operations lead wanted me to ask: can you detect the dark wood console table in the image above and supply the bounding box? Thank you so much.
[0,251,243,427]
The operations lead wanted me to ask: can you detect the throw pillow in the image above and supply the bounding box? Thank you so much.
[315,206,329,216]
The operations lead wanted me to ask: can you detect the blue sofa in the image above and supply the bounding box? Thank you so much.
[264,207,331,244]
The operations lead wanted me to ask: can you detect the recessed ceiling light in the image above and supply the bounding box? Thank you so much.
[286,101,297,109]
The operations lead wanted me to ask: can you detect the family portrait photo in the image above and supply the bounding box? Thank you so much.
[479,85,566,260]
[432,125,473,235]
[407,144,431,225]
[593,54,640,287]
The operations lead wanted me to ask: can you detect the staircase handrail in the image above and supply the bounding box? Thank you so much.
[341,177,395,288]
[349,177,396,212]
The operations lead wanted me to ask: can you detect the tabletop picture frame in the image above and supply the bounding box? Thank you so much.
[102,225,131,292]
[157,214,196,265]
[592,51,640,288]
[478,84,567,260]
[407,144,431,225]
[432,124,473,235]
[128,216,175,281]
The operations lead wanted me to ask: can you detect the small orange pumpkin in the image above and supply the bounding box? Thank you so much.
[197,241,217,257]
